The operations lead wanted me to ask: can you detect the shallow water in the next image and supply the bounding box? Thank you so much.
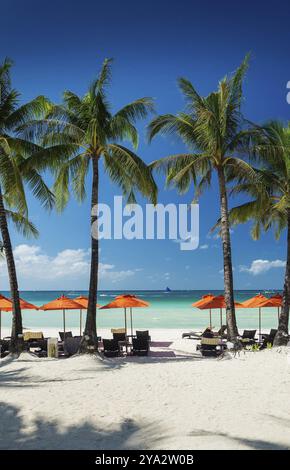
[0,289,282,331]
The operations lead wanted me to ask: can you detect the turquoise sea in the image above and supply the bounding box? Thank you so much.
[0,290,282,331]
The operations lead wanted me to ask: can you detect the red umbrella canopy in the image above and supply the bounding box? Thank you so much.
[40,295,84,310]
[0,295,38,311]
[198,295,243,309]
[258,294,282,308]
[100,294,149,309]
[0,294,13,311]
[74,295,101,309]
[240,294,268,308]
[192,294,214,308]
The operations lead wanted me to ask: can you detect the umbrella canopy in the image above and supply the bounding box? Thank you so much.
[0,295,38,340]
[257,293,282,324]
[258,294,282,308]
[74,296,101,335]
[100,294,149,336]
[240,293,268,308]
[40,295,84,337]
[192,294,215,327]
[240,294,269,340]
[192,294,214,308]
[198,295,243,329]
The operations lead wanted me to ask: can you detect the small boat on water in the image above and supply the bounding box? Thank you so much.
[165,287,172,293]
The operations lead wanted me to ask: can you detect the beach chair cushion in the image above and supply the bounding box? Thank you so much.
[23,331,44,342]
[111,328,126,334]
[201,337,222,346]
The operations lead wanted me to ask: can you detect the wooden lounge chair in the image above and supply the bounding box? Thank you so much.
[197,337,227,357]
[182,327,212,339]
[132,337,149,356]
[102,339,119,357]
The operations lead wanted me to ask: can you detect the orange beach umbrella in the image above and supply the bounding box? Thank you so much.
[256,293,282,323]
[39,295,84,337]
[74,295,101,336]
[0,295,38,340]
[192,294,215,327]
[240,294,268,339]
[198,295,243,329]
[100,294,149,336]
[0,294,13,340]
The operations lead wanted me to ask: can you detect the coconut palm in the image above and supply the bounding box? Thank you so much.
[0,58,54,353]
[21,58,157,351]
[227,121,290,345]
[148,56,256,343]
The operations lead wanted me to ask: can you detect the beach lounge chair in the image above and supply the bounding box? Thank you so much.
[0,339,10,357]
[113,332,126,342]
[136,330,151,341]
[64,337,81,356]
[132,336,149,356]
[59,331,73,341]
[239,329,257,347]
[198,337,227,357]
[260,329,278,349]
[182,327,212,339]
[102,339,120,357]
[212,325,227,338]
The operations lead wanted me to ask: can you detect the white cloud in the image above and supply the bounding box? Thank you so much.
[239,259,286,276]
[0,244,137,288]
[199,244,208,250]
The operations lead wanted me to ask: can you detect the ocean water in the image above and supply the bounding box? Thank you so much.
[0,289,282,332]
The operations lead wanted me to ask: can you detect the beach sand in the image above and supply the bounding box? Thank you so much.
[0,328,290,450]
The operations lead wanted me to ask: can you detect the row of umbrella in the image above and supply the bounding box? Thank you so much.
[192,293,282,338]
[0,293,148,340]
[0,291,283,342]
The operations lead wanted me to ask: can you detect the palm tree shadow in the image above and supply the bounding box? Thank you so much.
[0,402,167,450]
[188,429,289,450]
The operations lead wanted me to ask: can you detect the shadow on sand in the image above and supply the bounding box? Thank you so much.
[0,401,167,450]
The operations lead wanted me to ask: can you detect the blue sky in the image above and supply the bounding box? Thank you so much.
[0,0,290,290]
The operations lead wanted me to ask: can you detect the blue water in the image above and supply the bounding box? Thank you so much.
[0,290,282,331]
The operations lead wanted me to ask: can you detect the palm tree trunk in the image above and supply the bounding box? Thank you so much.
[0,186,23,355]
[217,167,239,342]
[274,209,290,346]
[80,156,99,352]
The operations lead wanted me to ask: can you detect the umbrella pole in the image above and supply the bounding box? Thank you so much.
[220,308,222,329]
[130,307,133,336]
[63,309,66,338]
[0,310,1,342]
[80,309,82,336]
[259,307,261,341]
[278,306,280,322]
[124,307,128,353]
[209,309,212,329]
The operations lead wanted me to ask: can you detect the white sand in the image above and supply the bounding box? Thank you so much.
[1,328,290,450]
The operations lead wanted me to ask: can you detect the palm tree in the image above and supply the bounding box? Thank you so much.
[23,58,157,351]
[0,58,54,354]
[148,56,256,343]
[227,121,290,346]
